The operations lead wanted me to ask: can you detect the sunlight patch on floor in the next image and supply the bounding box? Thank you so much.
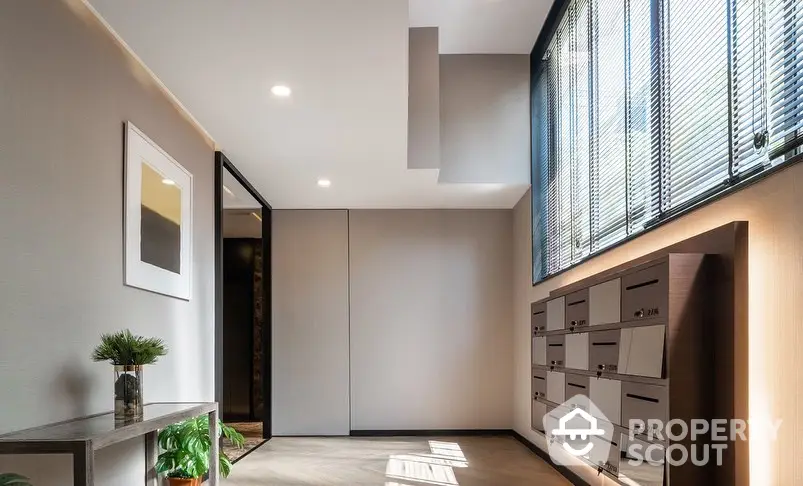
[428,441,468,462]
[385,441,468,486]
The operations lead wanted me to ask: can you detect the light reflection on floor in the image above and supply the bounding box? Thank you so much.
[385,440,468,486]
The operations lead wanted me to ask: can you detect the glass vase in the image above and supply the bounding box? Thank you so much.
[114,365,143,424]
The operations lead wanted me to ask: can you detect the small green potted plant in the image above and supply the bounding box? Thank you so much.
[155,416,245,485]
[0,473,32,486]
[91,329,167,424]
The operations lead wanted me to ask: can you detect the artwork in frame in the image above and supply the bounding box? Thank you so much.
[124,121,193,300]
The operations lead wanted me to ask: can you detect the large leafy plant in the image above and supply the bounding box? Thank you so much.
[0,474,32,486]
[91,329,167,365]
[155,416,245,479]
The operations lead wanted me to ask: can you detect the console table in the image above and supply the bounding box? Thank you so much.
[0,402,219,485]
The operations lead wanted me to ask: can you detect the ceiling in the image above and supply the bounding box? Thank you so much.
[409,0,552,54]
[87,0,548,209]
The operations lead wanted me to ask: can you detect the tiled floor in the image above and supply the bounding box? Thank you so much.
[223,435,571,485]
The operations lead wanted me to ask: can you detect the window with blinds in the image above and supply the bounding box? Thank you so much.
[591,0,627,250]
[532,0,803,283]
[768,0,803,160]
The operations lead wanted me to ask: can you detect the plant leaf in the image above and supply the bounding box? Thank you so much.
[0,473,33,486]
[155,415,242,478]
[91,329,168,365]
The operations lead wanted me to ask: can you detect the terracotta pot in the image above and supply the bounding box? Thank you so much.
[166,477,201,486]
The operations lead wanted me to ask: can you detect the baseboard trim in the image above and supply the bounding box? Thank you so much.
[510,431,588,486]
[273,434,350,438]
[349,429,512,437]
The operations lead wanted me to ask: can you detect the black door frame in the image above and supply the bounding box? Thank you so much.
[214,151,272,440]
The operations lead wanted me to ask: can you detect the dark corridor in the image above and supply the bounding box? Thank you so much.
[222,238,264,422]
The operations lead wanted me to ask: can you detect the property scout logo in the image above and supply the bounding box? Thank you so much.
[543,396,782,473]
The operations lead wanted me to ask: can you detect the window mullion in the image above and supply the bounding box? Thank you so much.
[650,0,666,219]
[570,1,578,264]
[726,0,737,180]
[624,0,632,235]
[588,0,598,254]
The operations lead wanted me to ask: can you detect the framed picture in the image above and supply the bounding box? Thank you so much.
[124,121,193,300]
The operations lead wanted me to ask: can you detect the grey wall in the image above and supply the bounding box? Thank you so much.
[408,27,441,170]
[0,1,215,483]
[439,55,530,184]
[348,210,514,430]
[272,210,351,435]
[271,210,514,433]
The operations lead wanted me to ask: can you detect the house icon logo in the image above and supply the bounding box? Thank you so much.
[551,408,606,456]
[543,395,615,468]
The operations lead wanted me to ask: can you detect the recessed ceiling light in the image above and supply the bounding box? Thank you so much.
[271,85,292,97]
[317,178,331,188]
[162,178,176,186]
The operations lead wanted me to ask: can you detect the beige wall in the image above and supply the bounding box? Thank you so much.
[349,210,514,430]
[272,210,351,435]
[513,162,803,485]
[0,1,214,483]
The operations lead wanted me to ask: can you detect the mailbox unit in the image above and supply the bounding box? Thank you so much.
[530,253,732,486]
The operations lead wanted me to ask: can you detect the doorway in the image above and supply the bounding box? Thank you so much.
[215,152,272,459]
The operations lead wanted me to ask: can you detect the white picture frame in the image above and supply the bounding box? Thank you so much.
[124,121,193,300]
